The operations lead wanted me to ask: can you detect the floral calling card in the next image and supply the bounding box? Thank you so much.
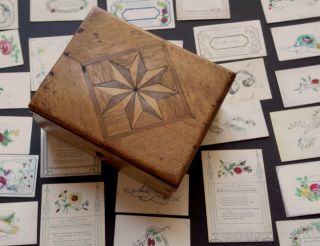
[0,30,23,68]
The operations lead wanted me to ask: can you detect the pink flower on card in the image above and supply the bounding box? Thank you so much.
[0,40,12,55]
[310,183,320,193]
[0,176,7,188]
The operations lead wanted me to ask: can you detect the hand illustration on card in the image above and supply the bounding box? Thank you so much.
[0,30,23,68]
[0,0,18,30]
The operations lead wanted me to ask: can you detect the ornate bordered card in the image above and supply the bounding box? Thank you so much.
[0,201,38,246]
[40,182,105,246]
[194,20,267,62]
[277,218,320,246]
[0,0,18,30]
[0,29,23,68]
[276,161,320,217]
[115,172,189,216]
[201,149,273,242]
[270,106,320,162]
[0,155,38,197]
[114,215,190,246]
[40,130,101,178]
[107,0,175,30]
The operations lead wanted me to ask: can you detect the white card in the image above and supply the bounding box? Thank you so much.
[194,20,267,62]
[29,35,72,91]
[0,155,38,197]
[115,172,189,216]
[270,106,320,162]
[176,0,230,20]
[276,65,320,108]
[40,130,101,178]
[114,215,190,246]
[0,73,30,109]
[202,101,269,145]
[276,161,320,217]
[261,0,320,23]
[30,0,98,22]
[221,58,272,104]
[277,218,320,246]
[107,0,175,30]
[0,117,32,155]
[202,149,273,242]
[168,40,183,48]
[40,182,105,246]
[0,30,23,68]
[0,0,18,30]
[0,202,38,246]
[271,21,320,61]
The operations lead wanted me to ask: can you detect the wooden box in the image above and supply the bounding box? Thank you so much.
[29,7,235,195]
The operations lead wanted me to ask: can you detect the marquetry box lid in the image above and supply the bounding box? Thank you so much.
[29,7,234,195]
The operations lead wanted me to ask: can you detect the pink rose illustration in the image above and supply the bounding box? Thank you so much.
[0,176,7,188]
[310,183,320,193]
[0,40,12,55]
[233,167,242,174]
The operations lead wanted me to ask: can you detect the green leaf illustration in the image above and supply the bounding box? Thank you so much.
[156,236,161,243]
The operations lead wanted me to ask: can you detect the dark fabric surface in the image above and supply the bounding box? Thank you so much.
[1,0,320,245]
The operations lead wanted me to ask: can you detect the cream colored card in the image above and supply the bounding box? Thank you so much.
[194,20,267,62]
[29,35,72,91]
[261,0,320,23]
[276,65,320,108]
[0,201,38,246]
[114,215,190,246]
[277,218,320,246]
[40,130,101,178]
[271,21,320,61]
[107,0,175,30]
[0,155,38,197]
[0,73,30,109]
[40,182,105,246]
[176,0,230,20]
[115,172,189,216]
[0,30,23,68]
[202,100,269,145]
[30,0,97,22]
[276,161,320,217]
[0,0,18,30]
[168,40,183,48]
[0,117,32,155]
[202,149,273,242]
[221,58,272,104]
[271,106,320,162]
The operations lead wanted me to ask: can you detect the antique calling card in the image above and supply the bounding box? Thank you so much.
[276,161,320,217]
[271,106,320,162]
[40,182,105,246]
[277,218,320,246]
[115,172,189,216]
[202,149,273,242]
[0,29,23,69]
[114,215,190,246]
[194,20,267,62]
[0,0,19,30]
[40,130,101,178]
[0,202,38,246]
[107,0,175,30]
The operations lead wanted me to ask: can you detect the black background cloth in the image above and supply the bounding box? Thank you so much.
[1,0,320,245]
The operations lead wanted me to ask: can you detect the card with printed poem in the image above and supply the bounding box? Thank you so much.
[0,29,23,68]
[0,0,18,30]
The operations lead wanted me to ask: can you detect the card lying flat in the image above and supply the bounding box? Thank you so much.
[276,161,320,217]
[261,0,320,23]
[0,0,18,30]
[29,35,72,91]
[202,100,269,145]
[221,58,272,104]
[0,117,32,155]
[40,130,101,178]
[0,73,30,109]
[107,0,175,30]
[270,106,320,162]
[276,65,320,108]
[202,149,273,242]
[0,201,38,246]
[277,218,320,245]
[194,20,267,62]
[0,30,23,68]
[168,40,183,48]
[40,182,105,246]
[176,0,230,20]
[114,215,190,246]
[271,21,320,61]
[0,155,38,197]
[115,172,189,216]
[30,0,98,22]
